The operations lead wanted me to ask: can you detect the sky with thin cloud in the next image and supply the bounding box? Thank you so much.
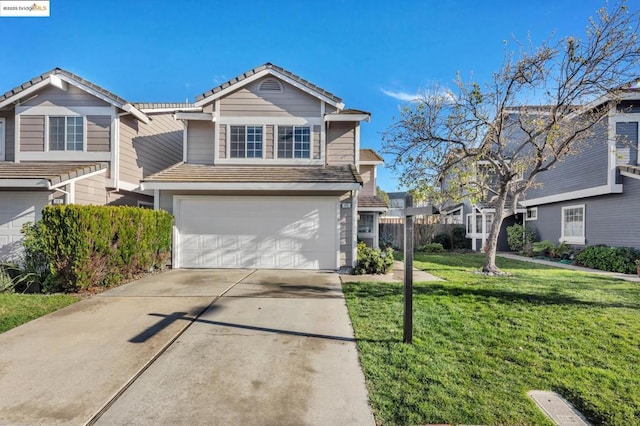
[0,0,628,191]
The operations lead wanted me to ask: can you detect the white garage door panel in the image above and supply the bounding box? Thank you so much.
[177,196,338,269]
[0,192,48,256]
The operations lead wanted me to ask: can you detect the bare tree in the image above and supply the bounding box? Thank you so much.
[383,1,640,274]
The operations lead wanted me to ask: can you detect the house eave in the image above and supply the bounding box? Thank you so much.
[141,182,361,191]
[520,184,624,207]
[194,68,341,108]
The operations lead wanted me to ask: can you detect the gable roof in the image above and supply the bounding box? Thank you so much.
[194,63,343,108]
[359,149,384,164]
[0,68,149,123]
[0,162,107,188]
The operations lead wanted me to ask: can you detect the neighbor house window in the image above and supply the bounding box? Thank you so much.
[49,116,83,151]
[526,207,538,221]
[230,125,263,158]
[278,126,310,158]
[358,213,374,234]
[466,212,493,234]
[561,205,585,244]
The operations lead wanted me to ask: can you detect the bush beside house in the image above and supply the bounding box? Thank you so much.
[354,242,394,275]
[23,205,172,292]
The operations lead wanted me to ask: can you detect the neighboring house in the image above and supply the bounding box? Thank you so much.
[142,63,377,271]
[357,149,388,248]
[0,68,183,258]
[441,86,640,251]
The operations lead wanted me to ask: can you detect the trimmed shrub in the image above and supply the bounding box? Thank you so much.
[354,242,394,275]
[506,224,536,253]
[451,225,470,250]
[23,205,173,292]
[576,245,640,274]
[417,243,445,253]
[432,233,452,250]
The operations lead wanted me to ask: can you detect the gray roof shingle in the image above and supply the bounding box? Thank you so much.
[0,68,129,106]
[143,163,362,184]
[0,162,108,186]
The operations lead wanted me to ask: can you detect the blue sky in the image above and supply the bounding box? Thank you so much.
[0,0,627,191]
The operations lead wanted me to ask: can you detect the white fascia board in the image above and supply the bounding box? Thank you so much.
[358,207,388,212]
[49,168,107,190]
[141,181,361,191]
[194,68,341,108]
[49,74,67,91]
[620,170,640,180]
[0,79,51,109]
[359,160,384,166]
[324,113,371,123]
[175,112,214,121]
[141,107,201,114]
[520,184,623,207]
[122,104,150,124]
[116,180,140,192]
[0,179,49,188]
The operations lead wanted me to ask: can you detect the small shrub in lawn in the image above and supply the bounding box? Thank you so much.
[354,242,394,275]
[532,240,554,257]
[506,224,536,253]
[451,225,470,249]
[417,243,445,253]
[432,233,452,250]
[576,245,640,274]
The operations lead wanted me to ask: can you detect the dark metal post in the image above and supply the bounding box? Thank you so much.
[403,194,413,344]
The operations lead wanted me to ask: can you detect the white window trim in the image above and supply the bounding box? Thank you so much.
[357,212,375,235]
[47,115,87,153]
[560,204,586,245]
[227,124,266,160]
[275,124,313,160]
[525,207,538,221]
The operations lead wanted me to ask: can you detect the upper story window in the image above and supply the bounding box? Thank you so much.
[49,116,83,151]
[230,125,263,158]
[278,126,310,159]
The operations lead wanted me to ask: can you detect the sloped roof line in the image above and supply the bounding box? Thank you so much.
[194,62,342,104]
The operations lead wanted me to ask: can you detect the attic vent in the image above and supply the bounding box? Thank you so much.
[258,78,283,93]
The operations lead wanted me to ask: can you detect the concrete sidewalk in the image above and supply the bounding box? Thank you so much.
[0,269,374,425]
[498,252,640,283]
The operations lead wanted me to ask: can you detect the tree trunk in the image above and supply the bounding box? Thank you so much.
[482,189,508,274]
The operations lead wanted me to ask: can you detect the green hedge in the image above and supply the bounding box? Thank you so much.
[575,245,640,274]
[354,242,394,275]
[25,205,172,292]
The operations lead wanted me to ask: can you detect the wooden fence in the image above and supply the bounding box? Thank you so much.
[379,216,445,249]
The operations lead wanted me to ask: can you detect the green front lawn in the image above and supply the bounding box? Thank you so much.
[0,294,79,334]
[343,253,640,425]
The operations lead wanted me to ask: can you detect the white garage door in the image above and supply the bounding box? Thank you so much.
[176,196,338,269]
[0,192,48,258]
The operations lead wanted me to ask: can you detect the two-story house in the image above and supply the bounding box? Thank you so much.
[0,68,183,258]
[140,63,383,270]
[441,84,640,251]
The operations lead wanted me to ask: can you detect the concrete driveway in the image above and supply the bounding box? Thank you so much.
[0,269,374,425]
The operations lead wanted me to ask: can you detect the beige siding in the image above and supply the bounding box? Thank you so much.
[218,124,227,159]
[185,121,214,164]
[75,174,108,205]
[0,110,15,161]
[360,165,375,196]
[21,85,111,107]
[265,125,274,159]
[327,122,355,165]
[313,125,321,160]
[87,115,111,152]
[19,115,45,152]
[119,113,184,184]
[219,77,321,117]
[339,193,354,267]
